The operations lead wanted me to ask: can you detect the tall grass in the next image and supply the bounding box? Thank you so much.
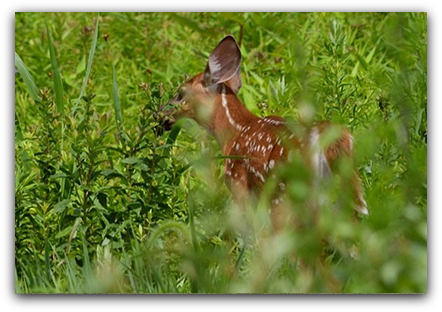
[72,15,100,115]
[47,25,65,117]
[15,12,426,293]
[15,52,40,103]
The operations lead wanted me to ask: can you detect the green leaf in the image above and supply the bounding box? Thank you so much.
[112,62,123,126]
[249,71,265,86]
[351,62,360,77]
[166,124,181,146]
[163,125,181,157]
[69,217,82,243]
[365,44,377,65]
[76,55,86,74]
[15,52,40,102]
[353,51,369,71]
[122,157,143,165]
[100,169,124,178]
[49,173,70,179]
[82,234,92,278]
[15,113,30,171]
[45,233,50,281]
[55,225,73,239]
[53,199,71,214]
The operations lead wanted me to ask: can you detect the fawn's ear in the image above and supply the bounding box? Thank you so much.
[203,35,242,93]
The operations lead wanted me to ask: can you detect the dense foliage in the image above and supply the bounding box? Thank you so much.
[15,12,427,293]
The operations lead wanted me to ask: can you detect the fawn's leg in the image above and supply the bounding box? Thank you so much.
[323,127,368,215]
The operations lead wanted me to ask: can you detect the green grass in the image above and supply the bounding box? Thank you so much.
[15,12,427,293]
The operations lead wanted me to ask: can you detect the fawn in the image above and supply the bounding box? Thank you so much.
[161,35,368,229]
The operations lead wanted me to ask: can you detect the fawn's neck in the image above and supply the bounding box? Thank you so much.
[208,85,258,153]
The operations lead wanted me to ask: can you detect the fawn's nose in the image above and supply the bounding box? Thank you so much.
[154,94,182,131]
[162,116,175,131]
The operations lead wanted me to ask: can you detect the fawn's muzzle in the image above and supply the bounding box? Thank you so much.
[162,115,176,131]
[155,94,183,131]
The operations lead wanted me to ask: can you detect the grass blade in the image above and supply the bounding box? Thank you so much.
[166,125,180,146]
[71,14,100,115]
[15,112,23,142]
[46,25,65,116]
[15,268,23,294]
[15,113,30,171]
[162,125,181,157]
[44,233,51,283]
[112,62,123,126]
[15,52,40,102]
[82,233,92,278]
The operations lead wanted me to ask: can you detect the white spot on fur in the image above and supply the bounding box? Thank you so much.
[264,117,286,125]
[221,85,243,131]
[269,159,275,169]
[357,197,369,215]
[310,127,331,178]
[255,171,265,183]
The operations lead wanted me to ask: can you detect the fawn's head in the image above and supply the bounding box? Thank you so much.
[162,35,242,130]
